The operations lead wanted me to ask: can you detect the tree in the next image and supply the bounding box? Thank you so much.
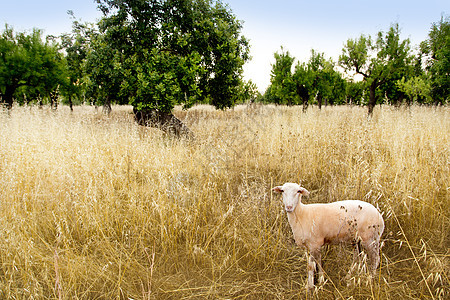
[328,71,347,105]
[93,0,249,135]
[396,76,431,104]
[345,80,365,105]
[32,36,66,108]
[0,25,29,109]
[304,50,346,108]
[0,25,65,109]
[83,26,127,113]
[59,12,97,110]
[236,79,259,104]
[339,24,413,115]
[420,16,449,105]
[292,61,314,111]
[269,48,296,105]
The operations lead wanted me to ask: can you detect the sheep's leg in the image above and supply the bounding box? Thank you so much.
[313,250,325,285]
[368,242,380,277]
[306,252,316,290]
[362,240,380,278]
[306,249,323,290]
[346,242,361,285]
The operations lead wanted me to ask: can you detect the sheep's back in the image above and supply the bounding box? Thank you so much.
[305,200,384,245]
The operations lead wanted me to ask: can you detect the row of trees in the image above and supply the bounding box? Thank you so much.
[1,0,448,124]
[265,48,347,112]
[263,19,449,114]
[1,0,255,134]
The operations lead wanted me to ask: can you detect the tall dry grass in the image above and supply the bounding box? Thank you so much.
[0,104,448,299]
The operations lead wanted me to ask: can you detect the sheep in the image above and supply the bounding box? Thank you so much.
[272,182,384,290]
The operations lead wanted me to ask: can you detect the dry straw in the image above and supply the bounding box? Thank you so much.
[0,104,448,299]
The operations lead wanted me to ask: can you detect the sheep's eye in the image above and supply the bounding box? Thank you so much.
[280,190,284,193]
[297,190,301,193]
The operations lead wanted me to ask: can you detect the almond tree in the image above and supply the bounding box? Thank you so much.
[0,25,28,109]
[269,48,297,105]
[0,25,65,109]
[420,16,449,105]
[59,12,97,110]
[339,24,413,115]
[91,0,250,136]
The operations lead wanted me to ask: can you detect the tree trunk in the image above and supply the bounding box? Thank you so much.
[134,108,194,139]
[103,96,112,115]
[296,83,309,113]
[68,95,73,112]
[3,86,14,109]
[317,94,322,110]
[302,99,308,113]
[38,95,43,108]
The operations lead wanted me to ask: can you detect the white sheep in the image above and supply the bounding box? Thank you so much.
[272,182,384,290]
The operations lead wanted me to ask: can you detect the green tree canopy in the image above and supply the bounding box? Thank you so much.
[420,15,449,105]
[267,48,345,110]
[269,48,296,105]
[396,76,432,104]
[304,50,346,108]
[339,24,413,115]
[59,12,98,109]
[92,0,250,115]
[0,25,65,109]
[83,24,127,112]
[0,25,30,108]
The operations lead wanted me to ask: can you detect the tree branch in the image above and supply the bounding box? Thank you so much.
[355,65,369,78]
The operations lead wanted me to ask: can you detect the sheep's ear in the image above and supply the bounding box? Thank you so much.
[299,188,310,196]
[272,186,283,193]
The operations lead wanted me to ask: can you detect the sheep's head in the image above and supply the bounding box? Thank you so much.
[272,182,309,213]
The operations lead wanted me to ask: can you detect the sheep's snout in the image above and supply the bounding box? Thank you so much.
[283,194,300,212]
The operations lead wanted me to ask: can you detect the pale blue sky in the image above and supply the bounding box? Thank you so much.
[2,0,448,92]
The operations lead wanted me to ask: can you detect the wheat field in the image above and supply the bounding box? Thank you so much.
[0,104,448,299]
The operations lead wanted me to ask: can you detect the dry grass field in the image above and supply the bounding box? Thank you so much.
[0,104,448,299]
